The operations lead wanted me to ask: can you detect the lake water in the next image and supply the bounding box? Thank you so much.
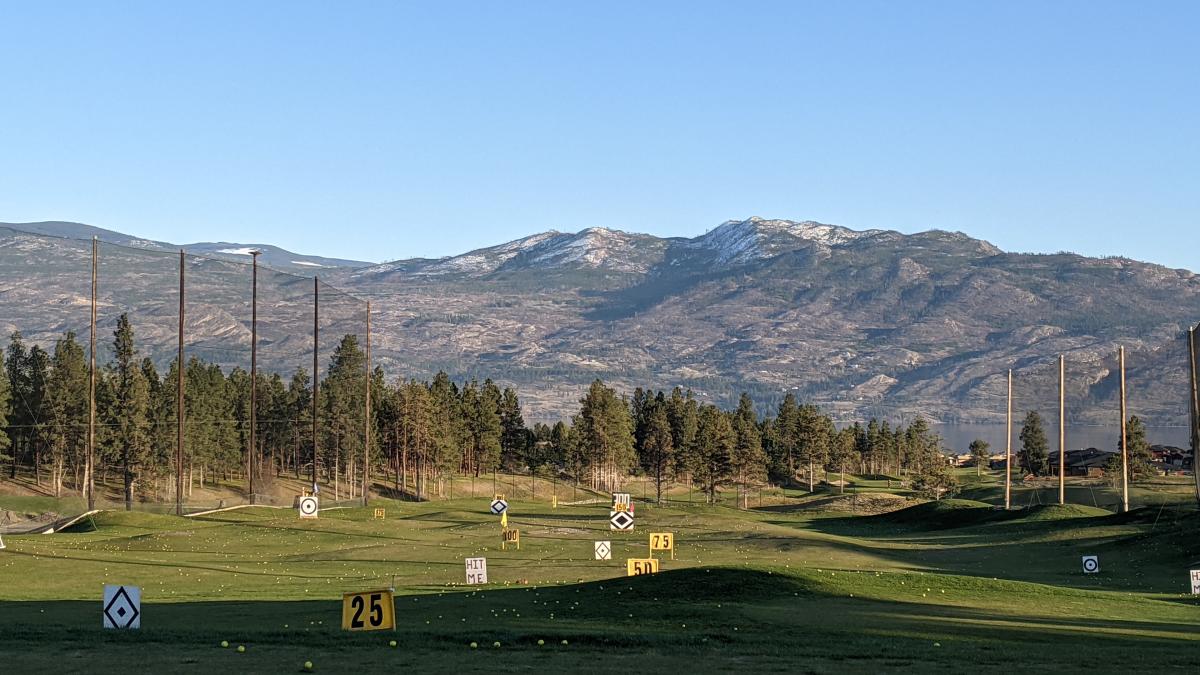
[933,423,1191,455]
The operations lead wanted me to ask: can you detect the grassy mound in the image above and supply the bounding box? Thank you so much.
[1015,503,1111,521]
[867,498,999,528]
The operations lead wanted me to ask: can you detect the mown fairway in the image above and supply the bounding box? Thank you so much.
[2,489,1199,673]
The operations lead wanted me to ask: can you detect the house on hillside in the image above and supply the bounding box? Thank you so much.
[1046,448,1114,478]
[1150,445,1188,471]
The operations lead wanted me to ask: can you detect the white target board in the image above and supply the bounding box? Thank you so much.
[1082,555,1099,574]
[465,557,488,584]
[103,585,141,629]
[594,540,612,560]
[489,498,508,515]
[610,510,634,531]
[298,495,319,519]
[1190,570,1200,595]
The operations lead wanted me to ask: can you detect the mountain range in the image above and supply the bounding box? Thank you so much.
[2,217,1198,427]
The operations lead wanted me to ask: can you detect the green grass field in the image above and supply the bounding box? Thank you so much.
[2,480,1199,673]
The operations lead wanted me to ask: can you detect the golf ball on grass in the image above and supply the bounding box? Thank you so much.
[237,645,245,653]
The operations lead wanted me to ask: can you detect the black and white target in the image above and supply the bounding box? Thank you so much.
[299,495,319,518]
[1081,555,1099,574]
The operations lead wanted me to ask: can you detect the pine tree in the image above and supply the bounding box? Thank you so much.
[772,393,801,481]
[575,379,635,491]
[45,332,88,498]
[1110,415,1155,482]
[287,367,313,480]
[731,393,765,507]
[641,393,674,502]
[969,439,991,476]
[665,387,698,482]
[498,386,529,471]
[693,404,734,503]
[0,349,9,467]
[107,314,150,510]
[795,404,832,491]
[1019,411,1049,476]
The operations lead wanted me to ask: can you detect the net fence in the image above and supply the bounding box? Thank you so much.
[0,227,368,515]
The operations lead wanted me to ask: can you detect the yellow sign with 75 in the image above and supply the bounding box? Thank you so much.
[341,589,396,631]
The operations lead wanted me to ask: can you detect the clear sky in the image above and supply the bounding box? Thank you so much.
[1,1,1196,268]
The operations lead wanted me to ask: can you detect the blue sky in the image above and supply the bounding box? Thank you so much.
[1,1,1196,268]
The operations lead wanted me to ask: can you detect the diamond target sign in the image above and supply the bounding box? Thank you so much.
[610,510,634,531]
[490,498,508,515]
[594,540,612,560]
[103,585,141,629]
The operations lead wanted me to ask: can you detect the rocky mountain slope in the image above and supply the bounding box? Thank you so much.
[2,218,1198,426]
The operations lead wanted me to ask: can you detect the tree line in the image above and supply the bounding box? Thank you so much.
[1,316,964,507]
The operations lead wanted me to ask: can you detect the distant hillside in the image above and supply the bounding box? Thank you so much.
[2,217,1198,425]
[0,221,371,274]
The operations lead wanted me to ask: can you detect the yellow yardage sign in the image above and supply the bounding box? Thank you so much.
[373,508,386,520]
[502,528,521,550]
[341,589,396,632]
[626,558,660,576]
[650,532,675,559]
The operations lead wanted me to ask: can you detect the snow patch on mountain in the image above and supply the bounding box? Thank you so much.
[691,217,870,263]
[217,247,258,256]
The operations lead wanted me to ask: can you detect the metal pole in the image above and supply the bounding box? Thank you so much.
[1005,368,1012,510]
[363,300,371,507]
[1189,324,1200,505]
[249,251,260,504]
[176,250,185,516]
[1119,346,1128,513]
[87,237,97,510]
[312,277,319,488]
[1059,355,1065,506]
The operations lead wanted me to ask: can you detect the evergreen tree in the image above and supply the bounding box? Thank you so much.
[693,404,734,503]
[45,333,88,497]
[107,314,150,510]
[1018,411,1049,476]
[0,349,9,467]
[665,387,698,482]
[731,392,766,506]
[498,386,529,471]
[575,379,635,491]
[969,439,991,476]
[795,404,832,491]
[827,427,857,493]
[287,367,313,479]
[640,392,674,502]
[323,334,367,498]
[772,393,801,481]
[1108,415,1155,482]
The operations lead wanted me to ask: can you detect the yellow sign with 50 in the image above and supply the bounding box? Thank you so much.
[626,558,660,576]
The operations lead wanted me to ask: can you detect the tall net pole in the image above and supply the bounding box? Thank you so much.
[1188,324,1199,505]
[362,300,371,507]
[1058,355,1065,506]
[1119,346,1129,513]
[249,251,260,505]
[311,276,319,489]
[1005,368,1012,510]
[87,237,97,511]
[176,250,185,516]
